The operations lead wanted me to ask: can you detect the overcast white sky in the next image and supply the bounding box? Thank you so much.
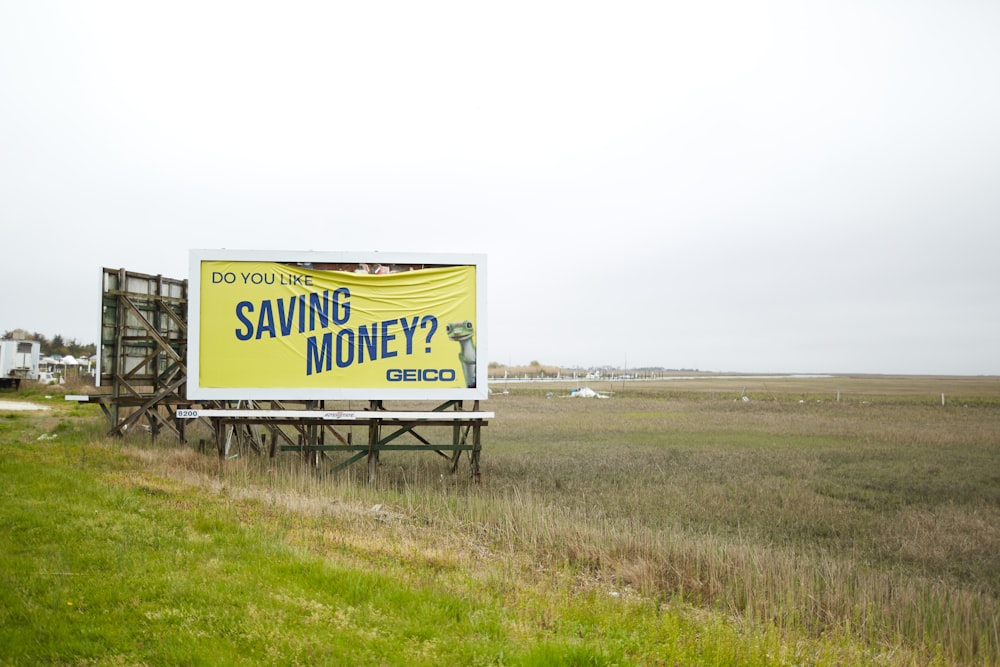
[2,1,998,375]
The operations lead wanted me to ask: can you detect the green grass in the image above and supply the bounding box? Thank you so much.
[0,433,884,666]
[2,375,998,665]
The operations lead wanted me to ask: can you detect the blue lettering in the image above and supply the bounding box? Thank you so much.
[381,319,398,359]
[255,301,276,339]
[235,301,254,340]
[277,297,296,336]
[357,324,378,363]
[309,291,329,330]
[306,333,333,375]
[400,316,419,354]
[385,368,457,382]
[336,329,354,368]
[332,287,351,325]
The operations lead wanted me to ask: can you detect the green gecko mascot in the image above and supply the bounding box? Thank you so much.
[446,320,476,388]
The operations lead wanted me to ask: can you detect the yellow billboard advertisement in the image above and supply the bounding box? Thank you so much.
[187,251,487,400]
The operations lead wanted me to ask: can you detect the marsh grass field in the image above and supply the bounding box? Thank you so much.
[1,374,998,665]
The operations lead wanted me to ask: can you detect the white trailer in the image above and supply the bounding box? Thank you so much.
[0,339,41,389]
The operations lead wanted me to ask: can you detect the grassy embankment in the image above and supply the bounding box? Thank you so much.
[1,375,998,665]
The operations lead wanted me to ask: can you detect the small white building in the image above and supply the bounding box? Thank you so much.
[0,339,41,386]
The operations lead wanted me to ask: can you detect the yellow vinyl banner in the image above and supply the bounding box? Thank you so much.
[199,262,477,390]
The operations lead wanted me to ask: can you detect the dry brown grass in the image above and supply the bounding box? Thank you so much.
[124,374,1000,665]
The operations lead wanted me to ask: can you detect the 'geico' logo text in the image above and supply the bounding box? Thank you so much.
[386,368,457,382]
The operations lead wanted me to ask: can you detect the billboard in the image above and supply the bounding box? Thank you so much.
[187,250,487,400]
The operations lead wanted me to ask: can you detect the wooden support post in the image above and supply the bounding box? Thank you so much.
[471,422,482,483]
[177,410,186,444]
[367,422,380,483]
[214,418,225,459]
[368,399,382,483]
[471,400,482,482]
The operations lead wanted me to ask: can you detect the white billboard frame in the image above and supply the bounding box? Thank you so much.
[187,249,488,401]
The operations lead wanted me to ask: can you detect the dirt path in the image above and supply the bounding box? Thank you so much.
[0,400,50,411]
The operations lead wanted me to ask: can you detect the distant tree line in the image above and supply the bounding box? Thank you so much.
[2,329,97,359]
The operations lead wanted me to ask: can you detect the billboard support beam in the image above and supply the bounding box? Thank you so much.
[177,401,492,481]
[367,401,381,483]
